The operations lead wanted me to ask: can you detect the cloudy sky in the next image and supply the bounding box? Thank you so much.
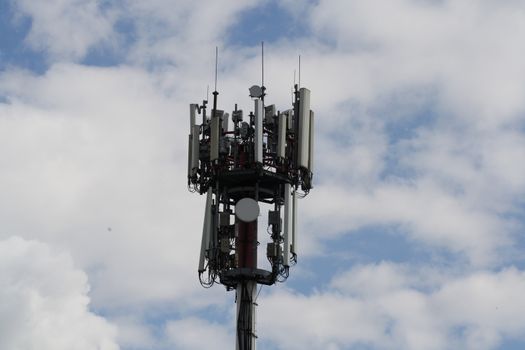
[1,0,525,349]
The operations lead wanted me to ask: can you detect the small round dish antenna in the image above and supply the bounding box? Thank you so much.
[235,198,260,222]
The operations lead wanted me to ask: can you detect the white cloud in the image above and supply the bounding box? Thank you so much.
[251,0,525,267]
[309,0,525,124]
[12,0,117,61]
[0,236,118,350]
[301,179,508,266]
[120,0,260,67]
[0,64,229,311]
[2,0,525,349]
[165,317,232,350]
[112,316,156,349]
[260,263,525,350]
[260,288,388,350]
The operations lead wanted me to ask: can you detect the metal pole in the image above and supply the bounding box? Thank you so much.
[235,218,258,350]
[236,280,257,350]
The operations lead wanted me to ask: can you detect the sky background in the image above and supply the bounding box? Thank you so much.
[1,0,525,349]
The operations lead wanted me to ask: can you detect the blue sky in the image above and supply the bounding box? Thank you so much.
[0,1,43,72]
[1,0,525,349]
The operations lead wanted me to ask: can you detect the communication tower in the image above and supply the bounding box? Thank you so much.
[187,46,314,349]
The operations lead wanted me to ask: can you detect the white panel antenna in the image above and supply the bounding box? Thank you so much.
[187,134,192,179]
[297,88,311,170]
[198,189,213,272]
[210,114,220,162]
[190,104,197,132]
[283,183,292,266]
[223,112,230,132]
[254,99,263,164]
[191,125,200,174]
[188,104,198,180]
[308,110,315,176]
[291,189,297,257]
[277,113,287,159]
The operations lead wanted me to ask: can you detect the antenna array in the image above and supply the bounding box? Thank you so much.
[187,45,314,350]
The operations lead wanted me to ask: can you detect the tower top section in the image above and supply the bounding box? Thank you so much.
[187,47,314,289]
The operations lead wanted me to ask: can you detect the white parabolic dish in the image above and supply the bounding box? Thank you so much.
[235,198,260,222]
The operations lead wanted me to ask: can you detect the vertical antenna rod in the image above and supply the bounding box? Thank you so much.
[261,41,264,87]
[215,46,219,92]
[298,55,301,88]
[213,47,219,118]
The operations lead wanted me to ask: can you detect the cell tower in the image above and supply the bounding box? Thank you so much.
[187,45,314,349]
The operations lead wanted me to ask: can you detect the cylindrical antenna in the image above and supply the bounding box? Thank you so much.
[214,46,219,92]
[206,85,209,102]
[261,41,264,87]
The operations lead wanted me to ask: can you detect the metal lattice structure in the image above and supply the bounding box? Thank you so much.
[187,47,314,350]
